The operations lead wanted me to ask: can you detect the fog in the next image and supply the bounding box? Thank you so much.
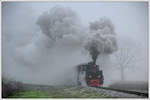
[2,2,148,86]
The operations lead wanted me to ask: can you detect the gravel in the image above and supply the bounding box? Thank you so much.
[87,87,146,98]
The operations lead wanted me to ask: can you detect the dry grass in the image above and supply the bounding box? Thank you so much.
[2,77,23,98]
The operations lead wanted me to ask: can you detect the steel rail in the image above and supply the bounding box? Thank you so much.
[94,86,148,97]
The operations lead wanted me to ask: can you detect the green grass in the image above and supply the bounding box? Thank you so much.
[8,86,114,98]
[8,90,52,98]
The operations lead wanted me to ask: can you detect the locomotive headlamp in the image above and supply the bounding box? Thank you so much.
[88,75,92,78]
[97,75,101,78]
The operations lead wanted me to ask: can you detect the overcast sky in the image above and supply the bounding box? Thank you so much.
[2,2,148,44]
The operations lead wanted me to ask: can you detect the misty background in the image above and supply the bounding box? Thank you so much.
[2,2,148,86]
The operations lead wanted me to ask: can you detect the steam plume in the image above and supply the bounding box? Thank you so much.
[85,18,118,63]
[36,6,83,41]
[3,6,118,85]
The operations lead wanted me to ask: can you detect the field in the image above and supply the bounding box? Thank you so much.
[3,79,148,98]
[8,86,113,98]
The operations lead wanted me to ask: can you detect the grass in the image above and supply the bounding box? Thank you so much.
[8,91,52,98]
[8,86,114,98]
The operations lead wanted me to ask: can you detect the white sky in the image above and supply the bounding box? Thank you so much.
[3,2,148,43]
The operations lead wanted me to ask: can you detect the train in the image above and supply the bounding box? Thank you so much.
[77,62,104,87]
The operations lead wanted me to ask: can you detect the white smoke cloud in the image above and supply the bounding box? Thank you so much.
[2,5,119,85]
[36,6,84,41]
[84,18,118,63]
[3,6,91,85]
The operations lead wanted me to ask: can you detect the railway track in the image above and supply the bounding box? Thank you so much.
[94,86,148,97]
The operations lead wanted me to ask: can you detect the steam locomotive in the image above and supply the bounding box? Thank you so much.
[77,62,104,87]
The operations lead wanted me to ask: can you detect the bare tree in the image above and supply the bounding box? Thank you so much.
[114,47,142,80]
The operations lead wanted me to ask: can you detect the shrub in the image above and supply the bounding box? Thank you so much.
[2,77,23,98]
